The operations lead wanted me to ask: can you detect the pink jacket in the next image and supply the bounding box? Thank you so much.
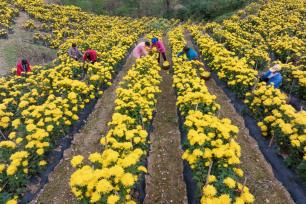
[133,42,147,58]
[152,41,166,53]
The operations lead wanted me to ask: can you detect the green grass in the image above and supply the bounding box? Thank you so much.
[60,0,252,20]
[61,0,155,16]
[2,43,19,68]
[61,0,107,14]
[1,40,57,69]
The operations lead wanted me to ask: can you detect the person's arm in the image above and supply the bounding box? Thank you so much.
[260,71,270,80]
[177,51,184,57]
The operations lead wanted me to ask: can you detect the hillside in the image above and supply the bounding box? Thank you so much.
[60,0,250,20]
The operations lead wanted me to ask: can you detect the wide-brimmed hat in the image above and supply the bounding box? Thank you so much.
[269,64,281,72]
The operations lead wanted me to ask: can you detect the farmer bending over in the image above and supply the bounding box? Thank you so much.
[68,43,82,61]
[260,64,282,88]
[17,58,31,76]
[177,46,198,61]
[151,37,167,63]
[133,41,151,59]
[83,48,97,64]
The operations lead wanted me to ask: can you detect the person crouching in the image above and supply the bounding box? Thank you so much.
[17,58,31,76]
[260,64,283,88]
[133,41,151,59]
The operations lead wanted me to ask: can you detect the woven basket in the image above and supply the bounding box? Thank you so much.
[162,61,170,70]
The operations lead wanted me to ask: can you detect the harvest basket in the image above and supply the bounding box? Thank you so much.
[200,70,211,80]
[162,61,170,70]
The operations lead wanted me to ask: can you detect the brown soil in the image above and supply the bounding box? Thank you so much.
[32,54,135,204]
[184,31,294,204]
[144,35,187,204]
[0,11,56,75]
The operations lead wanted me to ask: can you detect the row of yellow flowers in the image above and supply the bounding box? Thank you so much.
[189,25,258,98]
[169,26,254,204]
[189,25,306,182]
[14,0,177,50]
[70,55,162,203]
[201,0,305,98]
[0,1,167,203]
[0,0,18,38]
[204,21,269,70]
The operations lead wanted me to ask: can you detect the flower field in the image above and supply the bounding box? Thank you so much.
[190,25,306,182]
[0,0,305,203]
[200,0,305,98]
[0,0,18,38]
[169,26,254,204]
[0,0,173,202]
[70,54,161,203]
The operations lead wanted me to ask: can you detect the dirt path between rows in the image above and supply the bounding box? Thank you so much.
[144,35,187,204]
[0,11,56,75]
[184,31,294,204]
[32,54,135,204]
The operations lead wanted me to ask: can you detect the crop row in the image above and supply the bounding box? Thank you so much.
[0,0,18,38]
[0,1,166,203]
[189,25,306,182]
[201,0,305,98]
[169,25,254,204]
[70,55,162,203]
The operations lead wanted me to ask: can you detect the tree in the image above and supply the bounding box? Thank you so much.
[165,0,171,12]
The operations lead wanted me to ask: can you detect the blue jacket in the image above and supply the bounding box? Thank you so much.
[261,71,282,88]
[177,48,198,61]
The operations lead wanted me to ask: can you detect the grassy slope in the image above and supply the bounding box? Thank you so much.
[0,12,56,75]
[61,0,103,14]
[60,0,250,20]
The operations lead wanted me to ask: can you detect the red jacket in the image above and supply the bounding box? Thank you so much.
[83,50,97,62]
[17,60,31,76]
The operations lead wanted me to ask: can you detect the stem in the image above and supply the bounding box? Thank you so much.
[269,131,275,147]
[0,129,7,140]
[241,176,248,193]
[205,161,213,186]
[104,134,108,150]
[251,78,259,93]
[0,181,8,191]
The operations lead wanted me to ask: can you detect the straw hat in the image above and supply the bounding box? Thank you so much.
[269,64,281,72]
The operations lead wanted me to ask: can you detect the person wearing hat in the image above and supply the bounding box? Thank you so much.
[16,58,31,76]
[151,37,167,63]
[260,64,283,88]
[177,45,198,61]
[133,41,151,59]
